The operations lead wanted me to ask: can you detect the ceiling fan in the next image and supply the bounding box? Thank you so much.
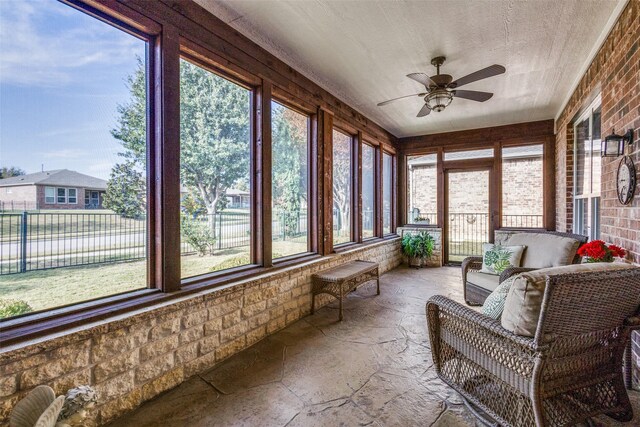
[377,56,505,117]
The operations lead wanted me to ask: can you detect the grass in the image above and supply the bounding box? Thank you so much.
[0,240,310,319]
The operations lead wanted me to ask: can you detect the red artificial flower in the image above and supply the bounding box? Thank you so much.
[578,240,626,262]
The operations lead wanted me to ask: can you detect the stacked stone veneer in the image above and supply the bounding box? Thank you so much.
[0,238,401,426]
[396,227,442,267]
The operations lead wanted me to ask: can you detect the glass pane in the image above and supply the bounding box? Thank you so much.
[591,106,602,195]
[444,148,493,161]
[333,129,352,245]
[447,170,490,262]
[574,117,590,196]
[362,144,375,238]
[382,153,393,234]
[179,59,251,278]
[0,1,148,318]
[271,101,309,258]
[406,154,437,225]
[501,145,544,228]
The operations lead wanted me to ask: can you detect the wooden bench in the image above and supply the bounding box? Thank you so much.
[311,260,380,321]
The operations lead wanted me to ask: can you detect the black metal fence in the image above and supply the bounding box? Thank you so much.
[1,210,308,275]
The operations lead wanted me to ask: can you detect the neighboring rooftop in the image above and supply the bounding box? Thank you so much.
[0,169,108,190]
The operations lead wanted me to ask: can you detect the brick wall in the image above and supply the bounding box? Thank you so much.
[502,157,544,218]
[0,185,36,209]
[555,0,639,262]
[0,238,401,426]
[554,0,639,390]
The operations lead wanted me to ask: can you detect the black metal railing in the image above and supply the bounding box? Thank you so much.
[502,214,543,228]
[447,212,490,261]
[0,210,308,275]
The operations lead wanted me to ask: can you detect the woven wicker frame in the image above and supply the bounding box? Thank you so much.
[462,231,588,306]
[311,260,379,321]
[428,267,640,427]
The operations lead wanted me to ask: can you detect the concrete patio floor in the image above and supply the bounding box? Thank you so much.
[108,266,639,426]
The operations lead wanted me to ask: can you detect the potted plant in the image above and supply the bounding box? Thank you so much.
[577,240,626,263]
[401,230,435,268]
[413,215,431,225]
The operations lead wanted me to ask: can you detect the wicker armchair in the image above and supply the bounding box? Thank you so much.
[428,267,640,426]
[462,230,588,306]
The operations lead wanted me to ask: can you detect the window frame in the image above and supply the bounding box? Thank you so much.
[270,97,315,262]
[67,188,78,204]
[381,150,396,236]
[572,96,602,241]
[361,140,378,240]
[405,151,439,228]
[331,125,356,248]
[0,0,400,345]
[44,186,55,204]
[57,188,67,204]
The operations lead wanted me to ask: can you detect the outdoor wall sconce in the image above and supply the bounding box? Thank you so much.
[602,128,634,157]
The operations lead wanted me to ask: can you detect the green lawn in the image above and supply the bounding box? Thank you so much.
[0,240,309,319]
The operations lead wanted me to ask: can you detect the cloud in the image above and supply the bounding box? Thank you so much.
[0,0,144,87]
[38,148,87,159]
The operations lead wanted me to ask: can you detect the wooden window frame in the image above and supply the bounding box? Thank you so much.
[331,125,357,249]
[0,0,400,346]
[361,140,378,241]
[270,96,316,264]
[381,150,397,235]
[404,150,439,228]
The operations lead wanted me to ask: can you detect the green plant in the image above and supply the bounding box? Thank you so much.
[181,214,216,256]
[0,298,33,319]
[401,231,435,260]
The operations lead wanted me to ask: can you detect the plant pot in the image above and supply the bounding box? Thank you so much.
[408,256,424,269]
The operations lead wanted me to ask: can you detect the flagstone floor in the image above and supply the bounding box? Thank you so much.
[108,266,639,427]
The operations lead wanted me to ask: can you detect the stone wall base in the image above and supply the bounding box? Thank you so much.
[0,238,401,426]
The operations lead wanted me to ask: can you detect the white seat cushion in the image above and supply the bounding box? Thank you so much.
[466,271,501,292]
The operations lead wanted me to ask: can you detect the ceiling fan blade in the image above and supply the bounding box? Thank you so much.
[449,64,505,88]
[452,90,494,102]
[416,104,431,117]
[377,92,426,107]
[407,73,437,88]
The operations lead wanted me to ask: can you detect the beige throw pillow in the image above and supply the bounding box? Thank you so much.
[505,233,580,269]
[501,262,636,337]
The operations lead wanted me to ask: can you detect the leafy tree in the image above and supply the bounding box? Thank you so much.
[0,166,25,179]
[103,161,145,219]
[332,132,351,238]
[109,58,251,234]
[272,104,307,236]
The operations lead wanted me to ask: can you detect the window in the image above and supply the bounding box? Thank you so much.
[444,148,493,161]
[67,188,77,204]
[332,129,353,245]
[271,100,309,258]
[179,58,252,278]
[45,187,55,204]
[362,143,376,238]
[382,153,393,234]
[57,188,67,204]
[406,153,437,225]
[0,0,148,318]
[501,145,543,228]
[574,99,601,240]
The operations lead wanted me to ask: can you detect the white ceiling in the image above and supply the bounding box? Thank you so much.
[195,0,626,138]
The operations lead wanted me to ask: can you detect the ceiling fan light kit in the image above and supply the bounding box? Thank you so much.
[377,56,506,118]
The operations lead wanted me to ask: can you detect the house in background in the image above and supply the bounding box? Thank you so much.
[0,169,107,211]
[225,188,250,209]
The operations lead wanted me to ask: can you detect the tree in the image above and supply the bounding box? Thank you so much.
[332,132,352,238]
[103,161,145,219]
[0,166,25,179]
[109,58,251,234]
[272,104,307,236]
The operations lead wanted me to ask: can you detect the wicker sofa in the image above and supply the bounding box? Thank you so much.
[428,263,640,427]
[462,230,588,305]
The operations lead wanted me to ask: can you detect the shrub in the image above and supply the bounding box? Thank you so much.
[181,214,216,256]
[0,298,33,319]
